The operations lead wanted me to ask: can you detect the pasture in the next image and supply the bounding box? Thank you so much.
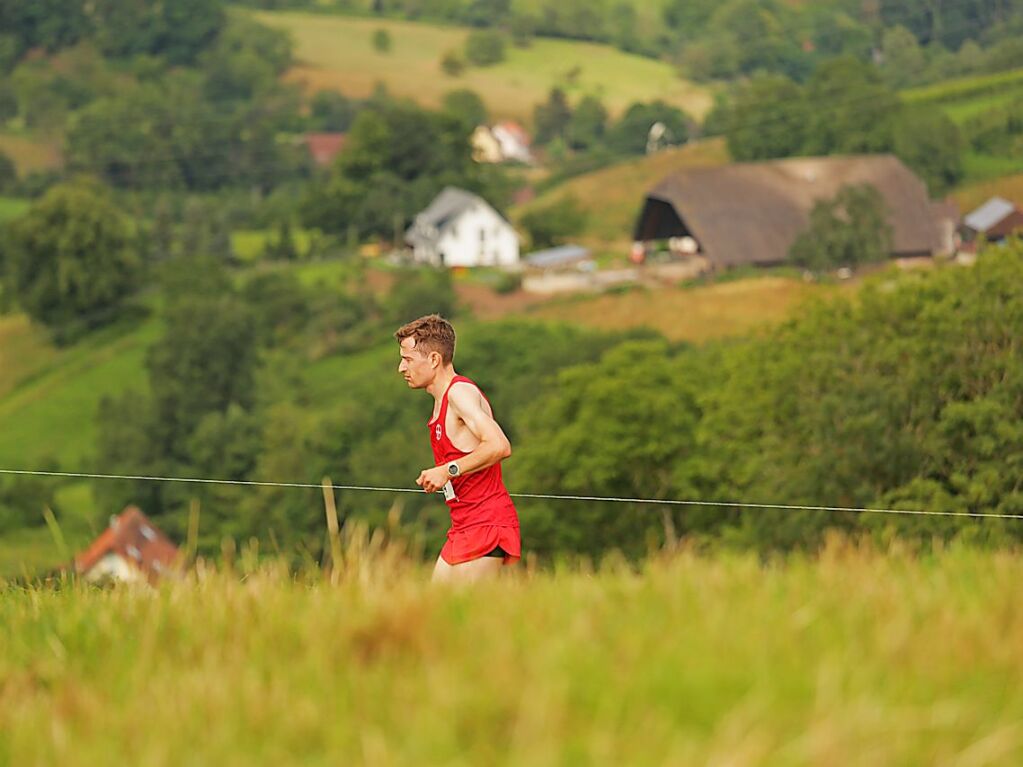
[2,538,1022,765]
[252,11,713,123]
[528,275,843,343]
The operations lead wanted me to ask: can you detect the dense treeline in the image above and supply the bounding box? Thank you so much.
[0,0,224,68]
[710,57,966,194]
[514,243,1023,557]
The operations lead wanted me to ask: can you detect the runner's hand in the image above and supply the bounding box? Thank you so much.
[416,466,449,494]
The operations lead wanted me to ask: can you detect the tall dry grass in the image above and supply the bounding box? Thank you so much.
[2,531,1023,766]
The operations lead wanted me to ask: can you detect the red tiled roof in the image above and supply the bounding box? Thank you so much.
[305,133,348,167]
[495,121,531,146]
[74,506,181,584]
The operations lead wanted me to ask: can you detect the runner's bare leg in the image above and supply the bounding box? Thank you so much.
[431,554,503,584]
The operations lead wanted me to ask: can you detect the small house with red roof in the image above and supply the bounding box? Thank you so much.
[304,132,348,168]
[74,506,181,585]
[471,121,533,165]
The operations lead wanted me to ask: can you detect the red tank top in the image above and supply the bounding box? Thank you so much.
[428,375,519,531]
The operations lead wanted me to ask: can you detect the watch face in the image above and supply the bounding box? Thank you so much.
[448,463,459,476]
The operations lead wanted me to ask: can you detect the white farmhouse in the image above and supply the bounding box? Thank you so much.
[406,187,520,268]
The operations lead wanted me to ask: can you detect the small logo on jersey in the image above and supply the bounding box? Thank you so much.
[435,424,442,441]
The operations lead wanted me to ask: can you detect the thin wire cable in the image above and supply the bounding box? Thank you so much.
[2,468,1021,520]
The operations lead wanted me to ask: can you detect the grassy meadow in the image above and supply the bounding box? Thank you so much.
[528,275,845,343]
[252,11,713,123]
[2,538,1023,765]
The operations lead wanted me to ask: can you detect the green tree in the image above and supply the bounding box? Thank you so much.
[788,184,893,273]
[880,25,926,87]
[441,88,487,129]
[147,196,176,262]
[533,88,572,145]
[2,179,139,337]
[462,0,511,27]
[892,107,964,195]
[0,80,16,122]
[0,150,16,193]
[373,28,392,53]
[263,218,300,261]
[89,0,225,65]
[803,57,901,155]
[464,30,505,66]
[567,95,608,150]
[147,294,259,458]
[708,0,792,76]
[241,271,312,346]
[519,195,587,249]
[386,267,457,325]
[723,75,808,161]
[513,340,702,558]
[200,15,293,101]
[67,71,304,192]
[440,49,465,76]
[310,89,357,131]
[300,100,493,238]
[607,101,689,156]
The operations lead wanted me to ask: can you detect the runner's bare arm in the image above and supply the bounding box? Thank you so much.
[444,383,512,475]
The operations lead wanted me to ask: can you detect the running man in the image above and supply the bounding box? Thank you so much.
[395,314,521,583]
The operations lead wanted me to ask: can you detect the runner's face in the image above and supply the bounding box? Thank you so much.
[398,336,435,389]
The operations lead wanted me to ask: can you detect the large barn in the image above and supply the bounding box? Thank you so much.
[632,154,944,269]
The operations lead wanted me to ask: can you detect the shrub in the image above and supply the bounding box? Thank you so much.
[464,30,505,67]
[372,28,391,53]
[440,50,465,77]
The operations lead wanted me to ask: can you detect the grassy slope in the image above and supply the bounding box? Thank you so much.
[2,543,1023,764]
[513,138,730,246]
[0,317,158,469]
[253,11,713,124]
[528,275,843,343]
[903,68,1023,184]
[952,172,1023,212]
[0,197,29,223]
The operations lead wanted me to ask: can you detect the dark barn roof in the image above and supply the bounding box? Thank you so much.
[633,155,940,268]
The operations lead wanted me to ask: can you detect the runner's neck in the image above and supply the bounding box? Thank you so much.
[427,367,458,404]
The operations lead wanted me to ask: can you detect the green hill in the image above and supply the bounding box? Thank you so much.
[902,68,1023,183]
[902,68,1023,124]
[252,11,713,124]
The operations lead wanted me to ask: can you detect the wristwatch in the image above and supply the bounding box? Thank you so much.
[447,461,461,477]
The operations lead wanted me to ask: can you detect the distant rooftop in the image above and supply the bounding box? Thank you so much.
[964,196,1018,233]
[525,244,591,269]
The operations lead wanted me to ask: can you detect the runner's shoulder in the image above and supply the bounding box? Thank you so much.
[448,380,485,408]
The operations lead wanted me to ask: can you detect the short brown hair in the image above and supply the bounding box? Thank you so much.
[394,314,456,364]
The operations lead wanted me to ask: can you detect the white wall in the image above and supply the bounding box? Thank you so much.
[437,204,519,268]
